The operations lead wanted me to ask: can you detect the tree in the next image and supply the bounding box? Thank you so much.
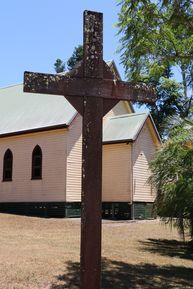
[54,45,83,74]
[117,0,193,138]
[149,118,193,241]
[67,45,83,70]
[54,58,65,73]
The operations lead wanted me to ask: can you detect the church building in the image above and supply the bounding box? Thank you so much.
[0,62,161,219]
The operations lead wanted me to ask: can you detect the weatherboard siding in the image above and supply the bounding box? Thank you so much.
[102,143,132,202]
[66,103,131,202]
[132,123,156,202]
[66,114,82,202]
[104,101,131,119]
[0,129,67,202]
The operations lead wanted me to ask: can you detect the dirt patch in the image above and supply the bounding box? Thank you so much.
[0,214,192,289]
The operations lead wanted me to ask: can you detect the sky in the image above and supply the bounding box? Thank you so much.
[0,0,125,88]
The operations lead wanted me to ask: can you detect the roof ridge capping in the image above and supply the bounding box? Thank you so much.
[0,83,22,90]
[109,112,149,120]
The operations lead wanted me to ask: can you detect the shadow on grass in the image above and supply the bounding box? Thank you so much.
[50,257,193,289]
[139,239,193,260]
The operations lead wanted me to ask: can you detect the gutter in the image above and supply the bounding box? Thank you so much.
[0,124,68,138]
[103,139,133,145]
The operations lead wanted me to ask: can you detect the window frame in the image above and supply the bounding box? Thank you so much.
[31,145,42,180]
[3,149,13,182]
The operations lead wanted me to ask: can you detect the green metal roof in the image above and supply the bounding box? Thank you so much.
[0,84,158,144]
[0,84,77,135]
[103,113,149,143]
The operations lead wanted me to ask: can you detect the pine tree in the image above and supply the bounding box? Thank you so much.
[54,58,65,73]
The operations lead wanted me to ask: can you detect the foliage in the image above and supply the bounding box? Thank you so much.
[149,118,193,240]
[117,0,193,138]
[54,58,65,73]
[54,45,83,74]
[67,45,83,70]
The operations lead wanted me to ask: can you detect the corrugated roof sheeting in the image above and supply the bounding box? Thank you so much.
[0,84,77,135]
[0,85,155,144]
[103,113,148,143]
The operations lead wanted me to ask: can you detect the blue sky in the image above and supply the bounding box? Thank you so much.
[0,0,125,88]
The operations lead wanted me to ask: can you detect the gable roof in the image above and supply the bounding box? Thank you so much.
[0,82,160,144]
[0,62,159,143]
[0,60,136,137]
[0,84,160,144]
[103,112,161,144]
[0,84,77,136]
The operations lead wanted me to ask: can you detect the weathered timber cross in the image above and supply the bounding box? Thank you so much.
[24,10,155,289]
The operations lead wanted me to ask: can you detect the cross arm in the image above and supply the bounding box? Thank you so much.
[24,71,156,103]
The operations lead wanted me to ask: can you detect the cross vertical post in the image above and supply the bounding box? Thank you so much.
[80,11,103,289]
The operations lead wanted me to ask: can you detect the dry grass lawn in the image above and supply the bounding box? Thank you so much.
[0,213,193,289]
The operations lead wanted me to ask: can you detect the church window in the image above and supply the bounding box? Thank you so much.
[32,145,42,179]
[3,149,13,181]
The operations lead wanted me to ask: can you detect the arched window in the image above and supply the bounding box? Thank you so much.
[3,149,13,181]
[32,145,42,179]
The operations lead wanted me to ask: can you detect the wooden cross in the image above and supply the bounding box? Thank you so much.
[24,10,155,289]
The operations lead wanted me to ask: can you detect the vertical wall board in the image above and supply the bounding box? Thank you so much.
[133,202,154,219]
